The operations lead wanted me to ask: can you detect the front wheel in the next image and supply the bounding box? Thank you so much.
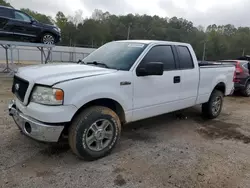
[202,90,223,119]
[68,106,121,161]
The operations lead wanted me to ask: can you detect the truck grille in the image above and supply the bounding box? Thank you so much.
[12,76,29,102]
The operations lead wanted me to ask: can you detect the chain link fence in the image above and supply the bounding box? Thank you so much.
[0,45,96,64]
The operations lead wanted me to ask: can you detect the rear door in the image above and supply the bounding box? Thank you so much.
[0,7,13,35]
[176,45,199,108]
[9,10,40,38]
[132,45,181,121]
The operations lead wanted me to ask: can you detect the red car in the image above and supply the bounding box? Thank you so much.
[219,60,250,96]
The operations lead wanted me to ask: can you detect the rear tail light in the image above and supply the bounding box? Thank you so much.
[235,61,243,73]
[233,70,238,82]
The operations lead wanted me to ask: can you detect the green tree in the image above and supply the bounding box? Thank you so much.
[1,2,250,60]
[21,8,54,24]
[0,0,12,7]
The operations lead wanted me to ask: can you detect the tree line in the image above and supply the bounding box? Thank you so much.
[1,0,250,60]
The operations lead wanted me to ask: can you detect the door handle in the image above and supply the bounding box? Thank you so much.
[173,76,181,83]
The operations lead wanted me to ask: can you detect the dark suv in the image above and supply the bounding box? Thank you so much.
[0,6,61,44]
[220,60,250,96]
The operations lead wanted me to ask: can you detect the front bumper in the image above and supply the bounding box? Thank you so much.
[8,100,65,142]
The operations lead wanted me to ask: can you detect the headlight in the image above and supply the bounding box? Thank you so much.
[31,86,64,105]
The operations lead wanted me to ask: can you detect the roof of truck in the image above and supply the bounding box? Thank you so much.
[116,40,190,46]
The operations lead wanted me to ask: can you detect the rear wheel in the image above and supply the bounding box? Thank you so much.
[41,33,55,45]
[202,90,223,119]
[68,106,121,161]
[241,82,250,97]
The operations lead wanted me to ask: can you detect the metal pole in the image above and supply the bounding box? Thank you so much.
[202,41,206,61]
[17,49,20,64]
[242,49,245,56]
[50,49,53,62]
[127,25,131,40]
[5,46,9,70]
[40,47,43,64]
[10,46,14,64]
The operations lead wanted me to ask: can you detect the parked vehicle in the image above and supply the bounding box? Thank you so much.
[219,60,250,96]
[8,40,235,160]
[0,5,61,44]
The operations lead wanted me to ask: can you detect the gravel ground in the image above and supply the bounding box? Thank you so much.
[1,76,250,188]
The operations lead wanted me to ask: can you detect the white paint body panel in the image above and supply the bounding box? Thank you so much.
[15,97,78,123]
[12,40,235,124]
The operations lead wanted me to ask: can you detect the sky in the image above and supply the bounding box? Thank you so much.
[7,0,250,27]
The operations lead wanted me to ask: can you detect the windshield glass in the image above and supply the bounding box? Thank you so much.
[81,41,148,70]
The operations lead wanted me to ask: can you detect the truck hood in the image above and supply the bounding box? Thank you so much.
[15,63,117,86]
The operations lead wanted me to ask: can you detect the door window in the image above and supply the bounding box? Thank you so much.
[14,11,31,22]
[177,46,194,69]
[0,8,12,18]
[140,45,176,71]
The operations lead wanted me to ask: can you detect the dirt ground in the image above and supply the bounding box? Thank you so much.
[1,75,250,188]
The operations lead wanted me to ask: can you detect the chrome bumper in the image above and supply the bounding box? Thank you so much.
[8,100,65,142]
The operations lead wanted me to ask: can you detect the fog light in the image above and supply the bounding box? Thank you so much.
[24,122,31,133]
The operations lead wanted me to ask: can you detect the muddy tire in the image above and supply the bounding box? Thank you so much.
[68,106,121,161]
[241,82,250,97]
[202,90,223,119]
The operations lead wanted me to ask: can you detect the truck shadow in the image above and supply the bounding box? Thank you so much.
[38,105,249,159]
[39,107,202,157]
[122,106,201,133]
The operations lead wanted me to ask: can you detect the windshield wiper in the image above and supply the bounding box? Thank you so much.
[85,61,109,68]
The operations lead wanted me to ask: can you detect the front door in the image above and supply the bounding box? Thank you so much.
[132,45,181,121]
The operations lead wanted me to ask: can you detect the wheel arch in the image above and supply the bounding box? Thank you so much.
[39,31,57,43]
[212,82,226,96]
[71,98,126,124]
[244,77,250,86]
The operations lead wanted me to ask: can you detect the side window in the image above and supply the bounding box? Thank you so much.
[140,45,176,70]
[177,46,194,69]
[243,63,249,69]
[14,11,31,22]
[0,8,12,18]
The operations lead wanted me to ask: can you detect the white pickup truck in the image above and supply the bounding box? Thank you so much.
[9,40,235,160]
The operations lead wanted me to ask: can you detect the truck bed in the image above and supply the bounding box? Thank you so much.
[198,61,234,67]
[196,63,235,105]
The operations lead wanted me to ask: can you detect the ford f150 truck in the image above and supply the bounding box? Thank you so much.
[8,40,235,160]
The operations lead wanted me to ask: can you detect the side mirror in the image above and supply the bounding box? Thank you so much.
[137,62,164,76]
[30,18,36,24]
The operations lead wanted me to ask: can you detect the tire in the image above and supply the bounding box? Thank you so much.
[202,90,223,119]
[68,106,121,161]
[41,33,55,45]
[241,82,250,97]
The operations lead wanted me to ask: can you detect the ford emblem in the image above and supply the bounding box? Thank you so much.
[15,83,19,91]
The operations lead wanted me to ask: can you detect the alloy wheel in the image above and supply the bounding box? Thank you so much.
[84,119,114,152]
[43,34,55,45]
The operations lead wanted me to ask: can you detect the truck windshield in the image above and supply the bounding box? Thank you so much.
[81,42,148,71]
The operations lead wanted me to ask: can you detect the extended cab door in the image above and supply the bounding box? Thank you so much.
[9,10,40,38]
[175,45,199,107]
[132,45,181,121]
